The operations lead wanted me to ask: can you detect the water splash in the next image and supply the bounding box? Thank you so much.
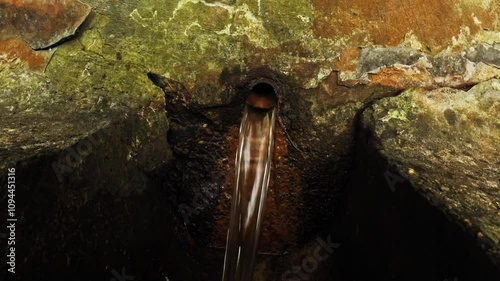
[222,84,277,281]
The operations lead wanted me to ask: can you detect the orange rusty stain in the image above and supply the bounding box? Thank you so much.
[333,47,361,72]
[2,0,66,13]
[213,118,300,253]
[0,39,52,71]
[0,0,91,49]
[312,0,498,52]
[259,124,300,252]
[212,125,240,248]
[367,67,434,89]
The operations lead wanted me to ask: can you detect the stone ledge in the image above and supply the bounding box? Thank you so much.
[362,79,500,265]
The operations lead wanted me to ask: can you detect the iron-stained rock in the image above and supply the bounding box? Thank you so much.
[0,0,91,49]
[0,39,54,71]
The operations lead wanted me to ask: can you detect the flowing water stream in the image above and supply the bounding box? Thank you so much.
[222,83,277,281]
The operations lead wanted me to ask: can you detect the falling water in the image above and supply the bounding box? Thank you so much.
[222,83,277,281]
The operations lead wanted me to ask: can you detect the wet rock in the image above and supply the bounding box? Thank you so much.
[0,44,170,188]
[356,47,424,80]
[342,46,500,89]
[0,0,91,71]
[0,39,54,71]
[1,0,500,279]
[362,79,500,265]
[148,70,360,252]
[467,44,500,66]
[0,36,171,279]
[0,0,91,49]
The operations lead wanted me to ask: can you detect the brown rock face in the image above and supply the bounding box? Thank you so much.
[0,39,53,71]
[149,71,306,253]
[0,0,90,70]
[312,0,497,50]
[0,0,91,49]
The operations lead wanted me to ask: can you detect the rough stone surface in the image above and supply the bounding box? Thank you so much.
[337,44,500,88]
[0,39,54,71]
[0,29,171,280]
[0,0,500,279]
[0,38,170,190]
[362,79,500,265]
[0,0,91,71]
[0,0,92,49]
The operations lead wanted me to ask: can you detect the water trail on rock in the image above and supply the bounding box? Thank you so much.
[222,87,277,281]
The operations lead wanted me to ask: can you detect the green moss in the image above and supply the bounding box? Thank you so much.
[78,0,335,90]
[379,89,420,123]
[42,39,162,113]
[0,64,51,112]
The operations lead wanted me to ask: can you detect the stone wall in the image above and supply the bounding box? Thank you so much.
[0,0,499,280]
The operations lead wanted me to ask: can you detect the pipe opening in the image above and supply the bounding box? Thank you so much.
[246,82,278,110]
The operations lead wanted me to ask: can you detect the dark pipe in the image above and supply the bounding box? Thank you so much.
[246,83,278,110]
